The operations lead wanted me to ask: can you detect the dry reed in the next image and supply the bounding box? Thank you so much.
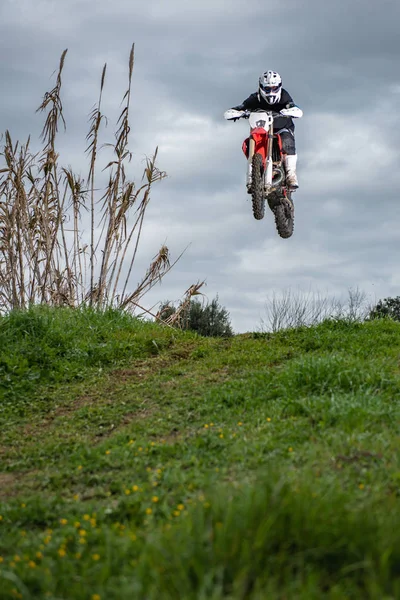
[0,45,188,315]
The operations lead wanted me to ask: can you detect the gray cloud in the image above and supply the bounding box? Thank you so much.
[1,0,400,331]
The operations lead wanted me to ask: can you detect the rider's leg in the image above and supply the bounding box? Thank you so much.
[280,131,299,189]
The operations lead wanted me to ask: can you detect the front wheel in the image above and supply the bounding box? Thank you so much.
[273,193,294,238]
[251,153,265,220]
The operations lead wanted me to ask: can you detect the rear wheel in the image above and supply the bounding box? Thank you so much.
[251,153,265,220]
[273,192,294,238]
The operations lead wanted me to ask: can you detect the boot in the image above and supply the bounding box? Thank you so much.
[284,154,299,190]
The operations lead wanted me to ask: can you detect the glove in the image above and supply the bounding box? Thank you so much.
[280,106,303,118]
[224,109,246,121]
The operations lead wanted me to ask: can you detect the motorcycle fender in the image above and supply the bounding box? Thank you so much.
[242,129,268,166]
[251,128,268,165]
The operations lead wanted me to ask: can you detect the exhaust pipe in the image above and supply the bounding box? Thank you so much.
[272,167,284,187]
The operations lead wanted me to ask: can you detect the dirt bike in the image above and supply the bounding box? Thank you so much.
[225,108,294,239]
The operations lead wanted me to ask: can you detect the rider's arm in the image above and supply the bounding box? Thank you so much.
[281,102,303,118]
[231,93,259,112]
[280,90,303,118]
[224,93,258,121]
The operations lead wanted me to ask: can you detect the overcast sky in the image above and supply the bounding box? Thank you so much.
[1,0,400,331]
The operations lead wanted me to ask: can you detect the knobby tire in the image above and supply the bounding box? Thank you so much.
[251,153,265,220]
[273,192,294,238]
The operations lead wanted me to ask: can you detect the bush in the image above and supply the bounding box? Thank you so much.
[262,288,370,332]
[159,296,233,338]
[186,297,233,337]
[369,296,400,321]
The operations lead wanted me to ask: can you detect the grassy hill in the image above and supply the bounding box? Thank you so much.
[1,307,400,599]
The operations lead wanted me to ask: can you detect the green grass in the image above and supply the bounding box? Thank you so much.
[1,308,400,599]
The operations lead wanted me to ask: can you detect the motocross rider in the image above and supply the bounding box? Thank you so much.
[224,70,303,189]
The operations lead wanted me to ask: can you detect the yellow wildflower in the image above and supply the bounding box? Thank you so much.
[28,560,36,568]
[92,554,100,561]
[152,496,159,503]
[177,504,185,511]
[132,485,139,492]
[145,508,152,515]
[59,518,68,526]
[58,549,66,558]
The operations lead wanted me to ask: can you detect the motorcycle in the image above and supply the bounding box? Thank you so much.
[224,108,294,239]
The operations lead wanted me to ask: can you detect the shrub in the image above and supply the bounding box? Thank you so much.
[369,296,400,322]
[159,296,233,338]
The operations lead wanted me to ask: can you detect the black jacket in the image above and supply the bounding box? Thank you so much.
[232,89,298,132]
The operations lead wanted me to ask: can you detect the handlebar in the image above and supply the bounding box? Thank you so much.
[224,108,289,122]
[229,110,284,121]
[243,110,282,119]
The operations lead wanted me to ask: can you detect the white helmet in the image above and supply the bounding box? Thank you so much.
[259,70,282,104]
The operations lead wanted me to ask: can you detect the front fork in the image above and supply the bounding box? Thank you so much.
[246,138,256,190]
[264,124,274,193]
[246,124,274,192]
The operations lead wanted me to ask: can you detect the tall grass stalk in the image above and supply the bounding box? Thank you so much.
[0,45,178,314]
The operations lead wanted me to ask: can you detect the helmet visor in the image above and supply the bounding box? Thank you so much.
[261,84,281,94]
